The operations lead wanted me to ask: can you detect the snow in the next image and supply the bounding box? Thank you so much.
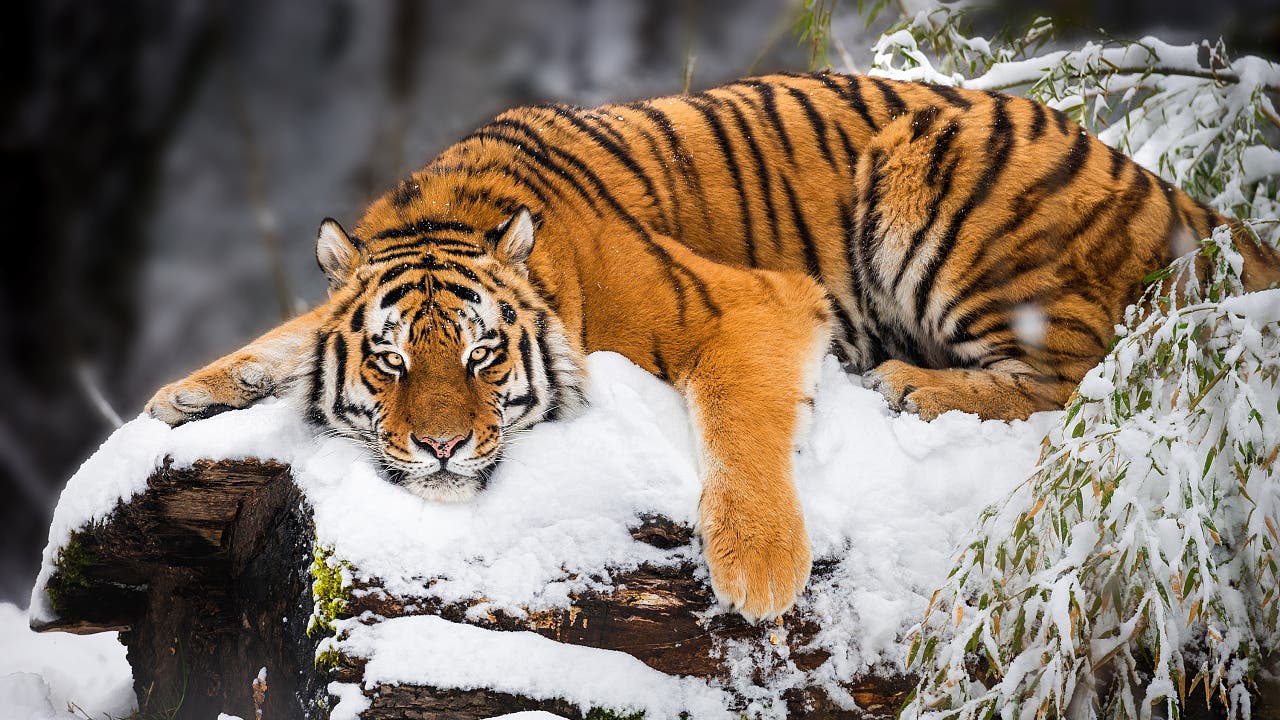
[327,681,371,720]
[31,351,1059,712]
[1076,369,1115,400]
[339,615,736,717]
[0,603,134,720]
[1240,146,1280,185]
[1220,288,1280,326]
[963,36,1207,94]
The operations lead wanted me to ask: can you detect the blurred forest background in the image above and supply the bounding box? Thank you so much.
[1,0,1276,603]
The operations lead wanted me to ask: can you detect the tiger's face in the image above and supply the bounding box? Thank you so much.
[306,208,587,502]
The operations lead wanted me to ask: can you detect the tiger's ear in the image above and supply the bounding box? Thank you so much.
[316,218,359,291]
[486,207,536,267]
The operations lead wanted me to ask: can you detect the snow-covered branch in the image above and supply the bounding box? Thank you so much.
[866,7,1280,233]
[900,228,1280,720]
[961,43,1280,94]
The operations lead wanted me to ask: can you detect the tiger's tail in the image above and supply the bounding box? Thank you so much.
[1189,199,1280,292]
[1232,222,1280,292]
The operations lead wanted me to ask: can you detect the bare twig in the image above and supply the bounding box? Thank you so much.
[971,63,1280,94]
[744,11,793,76]
[1259,100,1280,133]
[832,31,860,74]
[0,421,57,507]
[680,0,696,92]
[75,363,123,428]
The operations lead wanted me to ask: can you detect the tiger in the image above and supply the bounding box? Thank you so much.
[145,71,1280,622]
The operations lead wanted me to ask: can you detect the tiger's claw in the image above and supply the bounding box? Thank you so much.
[700,489,812,623]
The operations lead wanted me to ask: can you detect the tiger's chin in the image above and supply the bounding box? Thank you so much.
[386,465,497,503]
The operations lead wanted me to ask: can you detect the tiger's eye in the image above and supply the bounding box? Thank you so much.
[469,347,490,363]
[381,351,404,368]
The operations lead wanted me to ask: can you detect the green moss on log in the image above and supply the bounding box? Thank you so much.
[585,709,646,720]
[308,543,351,671]
[308,543,351,636]
[45,534,95,616]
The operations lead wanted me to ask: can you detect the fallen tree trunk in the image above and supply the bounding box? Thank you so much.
[34,459,324,719]
[32,459,1279,719]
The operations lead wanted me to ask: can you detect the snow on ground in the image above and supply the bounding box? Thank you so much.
[29,351,1059,714]
[0,603,134,720]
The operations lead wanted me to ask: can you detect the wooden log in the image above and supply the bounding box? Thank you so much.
[35,459,327,719]
[35,459,1277,719]
[340,543,915,717]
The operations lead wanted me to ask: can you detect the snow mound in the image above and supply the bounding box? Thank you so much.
[337,615,736,717]
[0,603,134,720]
[31,351,1058,708]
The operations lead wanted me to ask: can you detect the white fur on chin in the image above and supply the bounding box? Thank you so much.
[398,472,485,503]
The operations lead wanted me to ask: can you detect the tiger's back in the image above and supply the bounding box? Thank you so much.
[410,71,1275,419]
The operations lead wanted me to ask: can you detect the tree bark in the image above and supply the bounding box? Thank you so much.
[35,459,325,719]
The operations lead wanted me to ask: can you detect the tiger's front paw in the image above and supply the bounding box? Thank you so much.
[145,358,274,426]
[700,490,812,623]
[862,359,944,419]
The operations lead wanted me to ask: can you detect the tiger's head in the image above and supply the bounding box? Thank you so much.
[305,206,587,502]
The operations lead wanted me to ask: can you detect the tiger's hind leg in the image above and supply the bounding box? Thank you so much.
[862,357,1077,421]
[145,305,328,425]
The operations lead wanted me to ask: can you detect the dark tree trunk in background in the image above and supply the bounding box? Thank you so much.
[0,0,218,601]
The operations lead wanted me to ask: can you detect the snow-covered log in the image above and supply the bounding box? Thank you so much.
[28,352,1065,718]
[32,459,916,718]
[31,459,321,718]
[39,450,1277,719]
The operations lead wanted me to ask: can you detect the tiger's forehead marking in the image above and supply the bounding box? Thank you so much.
[367,305,410,347]
[365,233,487,265]
[360,252,504,350]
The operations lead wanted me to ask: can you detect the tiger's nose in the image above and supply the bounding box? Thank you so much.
[412,433,468,460]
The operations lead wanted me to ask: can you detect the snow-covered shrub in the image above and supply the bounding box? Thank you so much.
[901,230,1279,719]
[804,1,1280,717]
[864,0,1280,243]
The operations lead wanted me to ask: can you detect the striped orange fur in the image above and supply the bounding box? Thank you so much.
[147,72,1280,621]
